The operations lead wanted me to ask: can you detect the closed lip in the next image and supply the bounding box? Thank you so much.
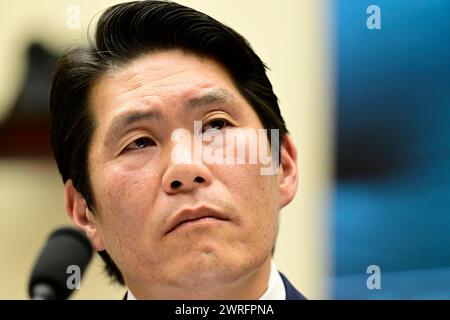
[164,204,230,235]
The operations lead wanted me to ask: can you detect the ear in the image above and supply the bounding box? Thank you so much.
[277,134,298,209]
[64,179,105,251]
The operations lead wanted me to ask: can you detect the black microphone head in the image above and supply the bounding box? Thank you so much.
[28,227,93,299]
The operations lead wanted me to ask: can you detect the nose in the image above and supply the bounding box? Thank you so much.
[162,161,212,194]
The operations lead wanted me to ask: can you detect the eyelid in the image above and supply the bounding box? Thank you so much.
[201,117,234,133]
[204,117,228,126]
[119,134,156,154]
[202,111,236,126]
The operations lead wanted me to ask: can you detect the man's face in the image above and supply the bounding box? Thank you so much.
[79,50,295,295]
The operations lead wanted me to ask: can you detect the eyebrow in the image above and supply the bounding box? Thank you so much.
[184,88,235,113]
[104,88,238,144]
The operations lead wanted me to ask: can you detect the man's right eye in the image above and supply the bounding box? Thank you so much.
[124,137,156,151]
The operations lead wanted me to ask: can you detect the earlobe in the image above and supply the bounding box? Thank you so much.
[278,134,299,209]
[64,180,105,251]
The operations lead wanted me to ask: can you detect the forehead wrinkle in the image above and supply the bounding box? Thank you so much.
[114,59,193,87]
[111,71,194,107]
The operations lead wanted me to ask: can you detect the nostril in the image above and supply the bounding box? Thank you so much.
[194,176,205,183]
[171,180,182,189]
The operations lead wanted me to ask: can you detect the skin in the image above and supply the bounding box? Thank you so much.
[65,49,298,299]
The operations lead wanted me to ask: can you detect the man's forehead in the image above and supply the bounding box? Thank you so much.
[90,50,236,112]
[107,50,222,85]
[91,82,239,123]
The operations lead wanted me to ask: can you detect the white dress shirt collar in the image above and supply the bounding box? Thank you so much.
[258,260,286,300]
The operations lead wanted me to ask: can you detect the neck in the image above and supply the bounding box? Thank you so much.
[128,256,272,300]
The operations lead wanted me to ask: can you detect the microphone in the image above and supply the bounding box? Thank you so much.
[28,227,93,300]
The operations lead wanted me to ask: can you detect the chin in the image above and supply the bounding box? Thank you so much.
[167,252,244,289]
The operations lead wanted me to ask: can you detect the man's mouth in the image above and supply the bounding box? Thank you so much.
[165,205,230,235]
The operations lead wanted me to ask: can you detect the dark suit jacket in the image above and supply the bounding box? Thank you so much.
[123,272,306,300]
[279,272,307,300]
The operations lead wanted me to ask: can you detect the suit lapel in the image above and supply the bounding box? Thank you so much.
[279,272,307,300]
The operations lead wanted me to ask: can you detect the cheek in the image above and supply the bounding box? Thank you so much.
[92,164,160,237]
[215,131,280,225]
[230,168,279,255]
[217,163,279,231]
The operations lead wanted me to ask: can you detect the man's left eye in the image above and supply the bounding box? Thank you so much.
[202,118,229,132]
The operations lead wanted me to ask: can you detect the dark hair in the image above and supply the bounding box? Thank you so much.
[49,0,288,286]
